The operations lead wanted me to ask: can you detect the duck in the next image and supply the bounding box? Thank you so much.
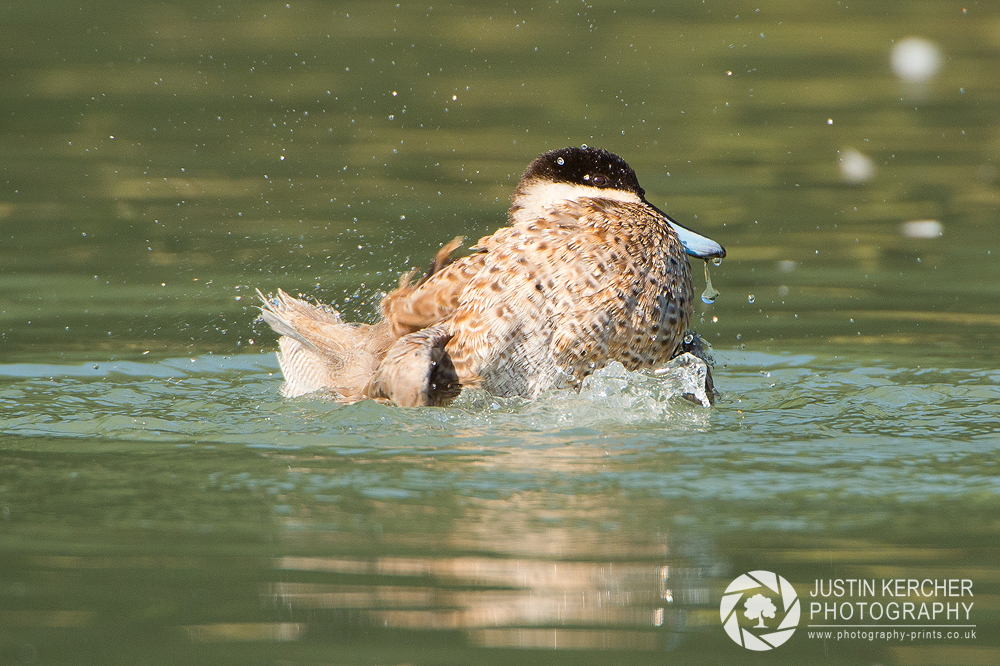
[258,146,726,407]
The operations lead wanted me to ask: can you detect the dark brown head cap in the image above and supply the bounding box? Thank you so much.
[518,146,645,197]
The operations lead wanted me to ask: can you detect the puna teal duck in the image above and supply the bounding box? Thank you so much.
[259,146,725,406]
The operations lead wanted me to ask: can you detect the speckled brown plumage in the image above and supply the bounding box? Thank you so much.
[258,146,725,406]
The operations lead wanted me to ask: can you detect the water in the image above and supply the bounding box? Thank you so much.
[2,1,999,664]
[701,260,720,304]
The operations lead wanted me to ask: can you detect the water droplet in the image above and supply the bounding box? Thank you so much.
[712,257,723,267]
[748,294,755,304]
[839,148,875,183]
[891,37,942,83]
[700,260,720,304]
[556,157,565,165]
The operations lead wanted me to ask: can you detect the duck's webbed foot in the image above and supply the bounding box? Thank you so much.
[369,327,462,407]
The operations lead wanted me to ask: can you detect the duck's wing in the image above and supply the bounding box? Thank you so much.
[439,205,607,396]
[381,238,488,337]
[366,325,462,407]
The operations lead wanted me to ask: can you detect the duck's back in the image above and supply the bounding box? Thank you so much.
[409,198,693,398]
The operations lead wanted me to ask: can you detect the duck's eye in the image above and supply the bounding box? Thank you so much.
[592,174,608,186]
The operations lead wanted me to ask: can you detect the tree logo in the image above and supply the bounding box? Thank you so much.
[720,571,800,650]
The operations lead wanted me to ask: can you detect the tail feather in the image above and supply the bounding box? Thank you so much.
[257,289,393,401]
[275,336,338,399]
[257,239,481,406]
[257,288,347,353]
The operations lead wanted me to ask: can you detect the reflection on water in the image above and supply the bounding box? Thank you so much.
[266,556,702,650]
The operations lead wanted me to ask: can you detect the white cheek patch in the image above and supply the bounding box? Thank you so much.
[515,180,643,212]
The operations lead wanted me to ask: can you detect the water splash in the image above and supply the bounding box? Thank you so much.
[701,259,721,304]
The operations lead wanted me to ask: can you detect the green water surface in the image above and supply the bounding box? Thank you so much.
[1,1,998,664]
